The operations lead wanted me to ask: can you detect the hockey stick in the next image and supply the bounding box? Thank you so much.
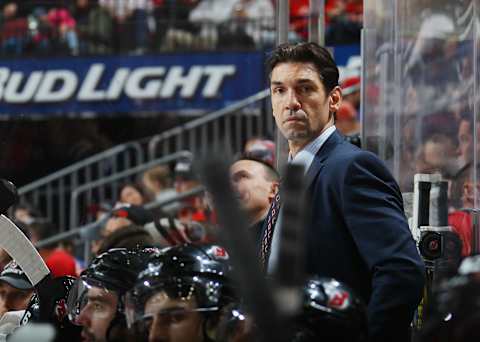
[0,180,50,287]
[200,155,287,342]
[0,180,56,322]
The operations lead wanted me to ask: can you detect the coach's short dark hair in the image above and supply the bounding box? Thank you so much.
[266,42,339,93]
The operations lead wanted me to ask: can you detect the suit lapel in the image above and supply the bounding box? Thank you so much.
[305,130,344,189]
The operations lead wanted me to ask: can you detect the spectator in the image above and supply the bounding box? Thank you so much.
[415,133,458,177]
[12,203,42,225]
[325,0,363,45]
[449,209,472,257]
[335,102,360,136]
[456,114,478,170]
[99,0,153,53]
[289,0,309,40]
[447,161,480,258]
[28,220,77,277]
[174,159,209,223]
[102,215,132,239]
[341,75,361,113]
[189,0,237,49]
[142,165,179,213]
[290,0,364,44]
[129,0,155,53]
[46,7,79,55]
[447,114,477,209]
[0,3,28,56]
[91,215,131,256]
[228,0,274,47]
[24,7,53,55]
[152,0,199,51]
[189,0,236,25]
[93,201,155,255]
[117,182,150,206]
[71,0,114,55]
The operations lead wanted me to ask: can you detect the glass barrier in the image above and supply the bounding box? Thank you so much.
[363,0,479,209]
[363,0,480,259]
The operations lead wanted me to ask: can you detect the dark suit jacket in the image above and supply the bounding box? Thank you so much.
[302,130,425,341]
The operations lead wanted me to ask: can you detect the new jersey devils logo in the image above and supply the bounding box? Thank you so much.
[327,290,350,310]
[55,299,67,322]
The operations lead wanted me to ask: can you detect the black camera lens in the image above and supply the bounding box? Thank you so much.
[419,231,443,261]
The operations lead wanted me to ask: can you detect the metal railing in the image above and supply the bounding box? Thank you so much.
[37,184,205,264]
[18,142,144,231]
[69,151,192,229]
[18,88,273,231]
[147,89,273,160]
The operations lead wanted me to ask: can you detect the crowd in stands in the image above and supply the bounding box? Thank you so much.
[0,0,364,57]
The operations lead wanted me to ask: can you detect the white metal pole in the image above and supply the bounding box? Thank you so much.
[276,0,290,45]
[308,0,325,45]
[275,0,290,171]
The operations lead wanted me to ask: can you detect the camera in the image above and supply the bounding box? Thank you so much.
[418,226,462,263]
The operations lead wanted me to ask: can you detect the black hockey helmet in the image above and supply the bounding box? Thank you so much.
[291,276,368,342]
[66,248,158,333]
[125,243,236,341]
[21,276,82,342]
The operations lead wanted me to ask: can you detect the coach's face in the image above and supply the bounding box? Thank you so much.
[270,62,341,155]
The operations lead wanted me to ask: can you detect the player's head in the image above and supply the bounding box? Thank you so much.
[67,248,157,342]
[291,277,368,342]
[126,244,236,342]
[22,276,82,342]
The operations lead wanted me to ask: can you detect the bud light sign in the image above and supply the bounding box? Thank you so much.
[0,52,265,116]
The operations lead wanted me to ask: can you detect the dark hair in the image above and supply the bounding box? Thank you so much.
[97,225,155,255]
[28,219,59,247]
[459,112,473,127]
[266,42,339,93]
[13,202,42,218]
[235,155,280,182]
[117,182,151,204]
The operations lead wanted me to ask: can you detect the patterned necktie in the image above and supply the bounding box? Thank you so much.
[260,192,281,271]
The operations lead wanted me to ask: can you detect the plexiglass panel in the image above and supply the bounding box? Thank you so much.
[363,0,478,197]
[362,0,480,254]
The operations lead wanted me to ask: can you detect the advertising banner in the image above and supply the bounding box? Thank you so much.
[0,52,265,116]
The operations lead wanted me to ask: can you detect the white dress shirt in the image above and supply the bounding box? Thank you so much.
[268,126,337,273]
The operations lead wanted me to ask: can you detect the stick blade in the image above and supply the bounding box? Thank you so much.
[0,215,50,286]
